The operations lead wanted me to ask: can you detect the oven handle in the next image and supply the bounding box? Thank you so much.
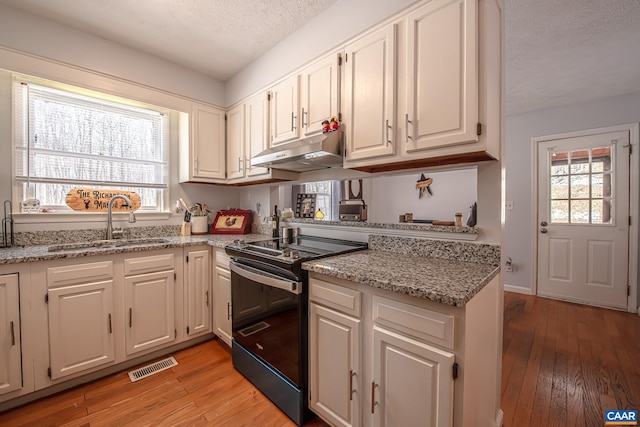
[230,260,302,295]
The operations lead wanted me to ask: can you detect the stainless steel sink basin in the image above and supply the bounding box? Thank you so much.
[47,238,171,252]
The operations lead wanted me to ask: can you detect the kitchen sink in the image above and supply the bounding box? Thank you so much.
[47,237,171,252]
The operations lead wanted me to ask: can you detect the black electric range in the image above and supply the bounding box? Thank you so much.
[224,235,367,426]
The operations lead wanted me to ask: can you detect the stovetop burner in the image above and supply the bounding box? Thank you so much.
[225,235,367,264]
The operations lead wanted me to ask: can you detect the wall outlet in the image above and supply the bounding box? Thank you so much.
[505,257,513,272]
[505,200,514,211]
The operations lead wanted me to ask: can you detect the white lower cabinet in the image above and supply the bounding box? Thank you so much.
[48,275,116,380]
[213,249,232,346]
[309,303,361,427]
[310,273,503,427]
[185,247,212,338]
[372,326,454,427]
[309,273,466,427]
[124,270,175,356]
[0,274,22,396]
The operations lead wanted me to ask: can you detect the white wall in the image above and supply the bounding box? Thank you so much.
[504,91,640,292]
[225,0,418,105]
[364,168,477,224]
[0,4,225,107]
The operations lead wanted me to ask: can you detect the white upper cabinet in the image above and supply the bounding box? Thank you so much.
[404,0,478,152]
[180,102,226,183]
[343,24,397,162]
[226,104,245,180]
[245,92,271,177]
[300,52,341,137]
[270,74,300,146]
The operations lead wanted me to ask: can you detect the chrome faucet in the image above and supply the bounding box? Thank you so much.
[106,195,136,240]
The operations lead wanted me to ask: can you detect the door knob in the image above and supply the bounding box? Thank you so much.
[540,228,548,233]
[540,221,548,226]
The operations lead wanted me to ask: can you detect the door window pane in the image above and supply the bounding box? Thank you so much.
[550,176,569,199]
[551,200,569,223]
[548,145,615,225]
[570,200,590,223]
[570,174,589,199]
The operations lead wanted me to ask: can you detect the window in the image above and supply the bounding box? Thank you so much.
[549,147,613,224]
[13,77,169,213]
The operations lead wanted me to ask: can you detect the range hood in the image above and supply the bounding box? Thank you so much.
[251,130,343,172]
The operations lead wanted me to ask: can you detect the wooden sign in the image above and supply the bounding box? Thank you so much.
[65,187,141,212]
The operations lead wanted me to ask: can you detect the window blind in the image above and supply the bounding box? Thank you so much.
[14,80,169,210]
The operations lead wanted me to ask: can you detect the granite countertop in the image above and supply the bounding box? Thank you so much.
[0,233,267,265]
[302,249,500,307]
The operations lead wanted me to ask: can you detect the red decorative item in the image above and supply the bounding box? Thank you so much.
[211,209,252,234]
[322,120,330,133]
[329,115,340,131]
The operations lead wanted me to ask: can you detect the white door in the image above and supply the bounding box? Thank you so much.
[372,326,454,427]
[270,75,300,146]
[300,52,340,137]
[0,274,21,395]
[343,24,397,162]
[48,281,115,379]
[125,270,175,355]
[537,130,630,309]
[404,0,478,151]
[186,249,211,337]
[213,265,232,346]
[309,303,361,427]
[192,104,226,180]
[245,92,270,177]
[226,104,245,180]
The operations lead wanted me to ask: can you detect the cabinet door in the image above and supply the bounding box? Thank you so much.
[245,92,271,177]
[0,274,21,395]
[372,326,454,427]
[48,281,115,380]
[186,249,212,337]
[343,24,397,161]
[226,104,246,180]
[270,74,300,146]
[404,0,478,151]
[192,103,226,180]
[300,53,340,137]
[213,266,232,347]
[124,270,175,355]
[309,303,361,427]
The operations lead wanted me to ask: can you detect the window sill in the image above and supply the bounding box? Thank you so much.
[12,211,172,224]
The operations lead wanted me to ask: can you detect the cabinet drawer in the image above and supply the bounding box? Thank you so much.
[309,277,361,318]
[372,295,454,350]
[215,250,231,269]
[47,261,114,288]
[124,253,175,276]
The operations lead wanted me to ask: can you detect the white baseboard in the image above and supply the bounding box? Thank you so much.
[496,409,504,427]
[504,284,533,295]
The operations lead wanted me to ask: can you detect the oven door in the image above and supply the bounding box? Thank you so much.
[230,258,302,386]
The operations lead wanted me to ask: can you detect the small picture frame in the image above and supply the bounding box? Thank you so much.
[295,193,316,218]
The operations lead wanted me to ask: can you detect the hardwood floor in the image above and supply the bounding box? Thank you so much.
[2,292,638,426]
[501,292,640,427]
[0,340,328,427]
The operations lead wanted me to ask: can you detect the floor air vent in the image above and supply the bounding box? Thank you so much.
[128,356,178,382]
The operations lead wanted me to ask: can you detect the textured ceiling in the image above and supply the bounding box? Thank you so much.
[1,0,639,114]
[505,0,640,115]
[0,0,338,81]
